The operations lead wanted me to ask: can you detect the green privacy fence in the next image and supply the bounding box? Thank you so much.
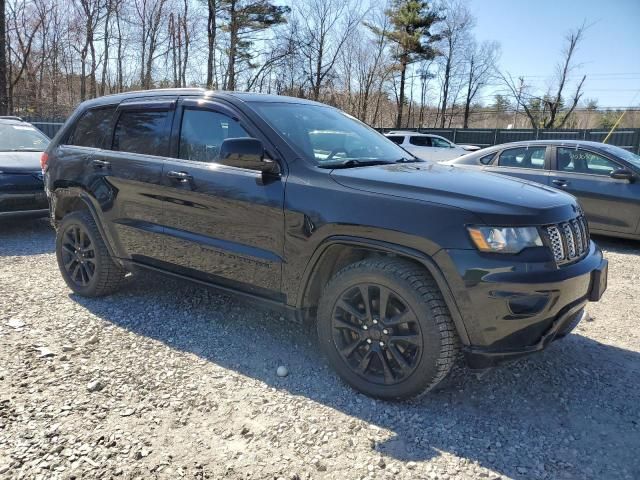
[377,128,640,153]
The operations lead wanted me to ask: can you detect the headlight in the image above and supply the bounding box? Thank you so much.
[467,226,543,253]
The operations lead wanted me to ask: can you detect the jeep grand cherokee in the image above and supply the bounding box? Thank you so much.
[43,89,608,400]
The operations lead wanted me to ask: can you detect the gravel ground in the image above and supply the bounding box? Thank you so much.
[1,218,639,480]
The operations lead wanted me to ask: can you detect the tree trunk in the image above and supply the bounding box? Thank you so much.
[0,0,6,115]
[440,55,451,128]
[395,57,407,129]
[226,0,237,90]
[206,0,216,88]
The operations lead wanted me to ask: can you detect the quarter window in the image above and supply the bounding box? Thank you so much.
[178,109,250,163]
[112,110,169,156]
[67,107,116,148]
[557,147,620,176]
[409,136,431,147]
[498,146,546,169]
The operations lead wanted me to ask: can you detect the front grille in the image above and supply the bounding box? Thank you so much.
[544,215,590,265]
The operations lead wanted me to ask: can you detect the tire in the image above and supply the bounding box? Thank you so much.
[55,210,126,297]
[317,258,460,400]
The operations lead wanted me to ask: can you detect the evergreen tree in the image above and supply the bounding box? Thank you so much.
[222,0,289,90]
[368,1,441,128]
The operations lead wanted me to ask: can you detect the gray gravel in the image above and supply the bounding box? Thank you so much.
[1,218,639,480]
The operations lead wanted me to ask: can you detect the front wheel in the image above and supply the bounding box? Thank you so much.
[317,258,459,400]
[55,210,126,297]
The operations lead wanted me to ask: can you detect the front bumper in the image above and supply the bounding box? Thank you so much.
[434,242,607,369]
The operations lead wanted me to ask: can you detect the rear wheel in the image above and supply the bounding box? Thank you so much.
[56,211,126,297]
[317,258,459,400]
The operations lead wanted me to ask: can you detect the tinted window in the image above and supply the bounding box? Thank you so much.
[250,102,411,166]
[178,109,250,162]
[112,110,169,156]
[386,135,404,145]
[67,107,116,148]
[409,136,431,147]
[431,137,451,148]
[498,146,546,169]
[557,147,621,176]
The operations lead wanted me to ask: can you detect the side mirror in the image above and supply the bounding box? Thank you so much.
[610,168,634,182]
[218,138,280,176]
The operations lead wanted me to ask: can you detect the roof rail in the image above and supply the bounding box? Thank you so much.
[0,116,24,121]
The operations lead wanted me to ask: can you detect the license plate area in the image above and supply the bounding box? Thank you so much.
[589,259,608,302]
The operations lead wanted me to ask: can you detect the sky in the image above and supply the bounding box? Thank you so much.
[467,0,640,108]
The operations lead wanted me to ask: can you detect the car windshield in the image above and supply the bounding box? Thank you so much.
[599,144,640,170]
[249,102,419,167]
[0,123,49,152]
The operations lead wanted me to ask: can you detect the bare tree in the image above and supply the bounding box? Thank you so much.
[462,40,499,128]
[501,23,588,129]
[436,0,473,127]
[297,0,361,101]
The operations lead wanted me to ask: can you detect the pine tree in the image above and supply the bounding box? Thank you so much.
[368,1,441,128]
[222,0,289,91]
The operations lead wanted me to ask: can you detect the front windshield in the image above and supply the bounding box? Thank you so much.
[0,123,49,152]
[600,144,640,170]
[249,102,417,167]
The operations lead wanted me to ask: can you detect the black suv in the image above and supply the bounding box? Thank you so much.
[43,89,608,400]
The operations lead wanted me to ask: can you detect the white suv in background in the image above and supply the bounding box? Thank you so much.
[385,131,479,162]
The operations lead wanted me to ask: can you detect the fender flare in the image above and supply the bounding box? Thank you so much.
[52,187,124,267]
[297,235,470,346]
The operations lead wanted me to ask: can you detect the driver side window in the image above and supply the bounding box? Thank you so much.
[557,147,620,176]
[431,137,451,148]
[178,109,250,163]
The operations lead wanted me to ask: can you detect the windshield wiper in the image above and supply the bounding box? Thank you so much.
[393,157,423,163]
[319,159,397,169]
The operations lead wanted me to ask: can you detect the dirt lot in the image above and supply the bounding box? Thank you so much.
[1,218,639,480]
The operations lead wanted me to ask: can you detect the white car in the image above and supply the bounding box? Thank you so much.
[384,131,479,162]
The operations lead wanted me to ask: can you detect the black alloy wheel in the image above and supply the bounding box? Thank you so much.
[60,224,97,287]
[56,211,126,297]
[331,283,423,386]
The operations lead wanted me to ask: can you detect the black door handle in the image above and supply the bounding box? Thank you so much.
[166,170,193,182]
[552,179,568,187]
[92,159,111,169]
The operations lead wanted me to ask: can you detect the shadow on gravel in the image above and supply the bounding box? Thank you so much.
[0,217,54,256]
[72,267,640,480]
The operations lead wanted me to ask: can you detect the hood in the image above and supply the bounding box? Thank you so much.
[0,151,43,173]
[330,162,579,225]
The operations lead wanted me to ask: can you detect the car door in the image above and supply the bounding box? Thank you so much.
[89,97,176,265]
[159,98,285,298]
[405,135,434,161]
[549,146,639,235]
[483,145,550,185]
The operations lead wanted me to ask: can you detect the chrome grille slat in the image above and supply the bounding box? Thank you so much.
[545,215,590,266]
[563,223,577,258]
[547,225,565,261]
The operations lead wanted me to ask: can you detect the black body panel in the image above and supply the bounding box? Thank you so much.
[44,89,608,370]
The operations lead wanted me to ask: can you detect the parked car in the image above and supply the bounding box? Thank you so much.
[443,140,640,241]
[0,116,50,219]
[384,131,478,161]
[44,89,607,400]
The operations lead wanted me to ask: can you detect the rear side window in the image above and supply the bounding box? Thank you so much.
[112,110,169,156]
[409,136,431,147]
[498,146,546,169]
[67,107,116,148]
[386,135,404,145]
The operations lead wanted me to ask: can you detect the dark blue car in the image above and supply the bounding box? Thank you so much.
[444,140,640,241]
[0,117,50,219]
